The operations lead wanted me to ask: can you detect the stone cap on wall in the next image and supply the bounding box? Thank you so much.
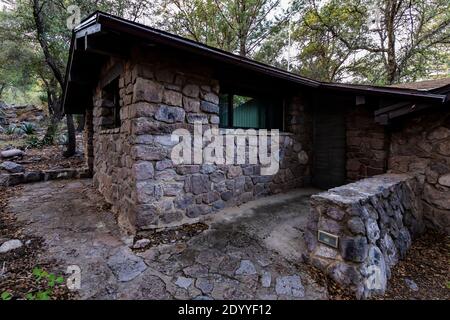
[305,173,424,299]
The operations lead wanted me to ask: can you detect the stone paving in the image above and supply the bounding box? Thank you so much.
[6,179,328,300]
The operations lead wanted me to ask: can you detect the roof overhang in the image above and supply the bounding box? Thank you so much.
[62,11,449,114]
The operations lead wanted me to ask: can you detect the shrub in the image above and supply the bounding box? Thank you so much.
[5,124,17,135]
[19,122,35,135]
[26,135,42,149]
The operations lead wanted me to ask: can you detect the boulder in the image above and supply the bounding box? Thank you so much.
[0,239,23,253]
[1,161,24,173]
[1,149,24,158]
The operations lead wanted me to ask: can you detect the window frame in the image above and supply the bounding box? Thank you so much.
[101,77,121,130]
[219,91,285,131]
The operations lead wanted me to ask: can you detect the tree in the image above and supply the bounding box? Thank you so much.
[154,0,293,59]
[6,0,153,155]
[295,0,450,84]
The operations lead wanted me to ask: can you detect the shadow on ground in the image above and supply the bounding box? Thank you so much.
[6,179,329,300]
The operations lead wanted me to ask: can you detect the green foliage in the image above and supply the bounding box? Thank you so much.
[26,135,42,149]
[292,0,450,84]
[1,291,13,301]
[1,267,65,300]
[25,267,65,301]
[19,122,36,135]
[154,0,291,58]
[5,124,18,135]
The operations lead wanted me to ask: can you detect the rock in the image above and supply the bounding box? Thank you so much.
[155,160,173,171]
[297,151,309,165]
[155,105,185,123]
[107,248,147,282]
[132,161,154,180]
[183,97,200,112]
[438,174,450,187]
[347,217,366,235]
[182,84,199,98]
[424,184,450,210]
[187,174,210,195]
[361,245,387,297]
[133,78,163,103]
[227,166,242,178]
[1,161,24,173]
[379,233,398,267]
[325,207,346,221]
[195,278,214,294]
[202,92,219,104]
[200,101,219,114]
[175,276,193,289]
[339,236,368,263]
[275,275,304,298]
[235,260,257,275]
[210,115,220,124]
[133,238,151,249]
[261,272,271,288]
[186,113,208,124]
[427,127,450,140]
[365,218,380,243]
[163,90,182,106]
[404,278,419,291]
[0,239,23,253]
[1,149,24,159]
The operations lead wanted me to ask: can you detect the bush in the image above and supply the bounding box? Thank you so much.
[5,124,17,135]
[19,122,35,135]
[26,135,42,149]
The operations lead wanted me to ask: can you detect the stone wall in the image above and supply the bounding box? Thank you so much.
[90,48,313,233]
[92,58,137,234]
[388,110,450,234]
[346,106,388,182]
[305,174,424,299]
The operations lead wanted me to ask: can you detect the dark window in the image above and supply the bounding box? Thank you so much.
[219,92,284,130]
[102,78,121,129]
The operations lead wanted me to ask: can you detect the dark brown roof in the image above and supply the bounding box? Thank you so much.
[390,78,450,90]
[62,11,449,113]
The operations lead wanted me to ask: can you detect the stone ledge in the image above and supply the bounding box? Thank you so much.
[305,173,424,299]
[0,167,92,187]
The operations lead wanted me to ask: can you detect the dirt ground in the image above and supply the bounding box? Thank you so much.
[0,135,85,174]
[0,179,449,300]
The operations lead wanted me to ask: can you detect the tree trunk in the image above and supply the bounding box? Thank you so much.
[42,90,61,145]
[33,0,77,156]
[76,114,85,132]
[385,0,400,84]
[63,114,76,157]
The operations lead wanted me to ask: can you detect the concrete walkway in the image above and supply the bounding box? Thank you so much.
[7,179,328,300]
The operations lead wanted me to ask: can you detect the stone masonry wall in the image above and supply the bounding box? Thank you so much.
[92,58,137,234]
[305,174,424,299]
[346,106,389,182]
[388,110,450,234]
[90,47,313,233]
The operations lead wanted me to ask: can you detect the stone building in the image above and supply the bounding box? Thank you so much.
[62,12,450,239]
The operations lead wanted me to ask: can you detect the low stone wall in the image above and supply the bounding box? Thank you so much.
[305,174,424,299]
[0,167,91,187]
